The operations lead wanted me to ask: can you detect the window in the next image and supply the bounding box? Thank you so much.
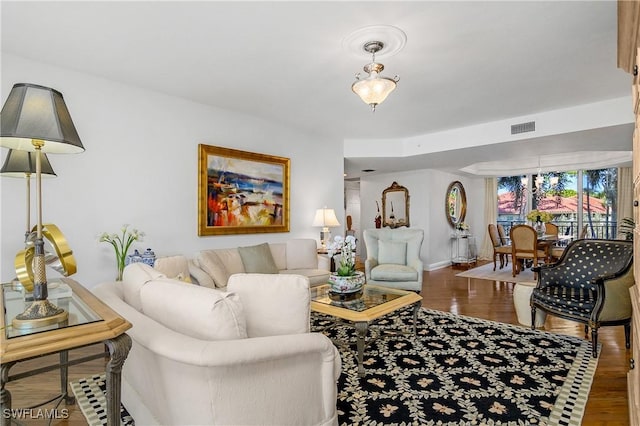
[498,169,617,240]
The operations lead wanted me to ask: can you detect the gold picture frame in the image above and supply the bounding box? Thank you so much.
[198,144,290,236]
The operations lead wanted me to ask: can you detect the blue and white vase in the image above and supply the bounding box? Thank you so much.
[142,248,156,267]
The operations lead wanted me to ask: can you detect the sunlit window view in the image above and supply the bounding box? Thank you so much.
[497,168,618,240]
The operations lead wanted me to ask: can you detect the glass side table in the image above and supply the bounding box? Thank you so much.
[1,279,132,426]
[451,233,477,267]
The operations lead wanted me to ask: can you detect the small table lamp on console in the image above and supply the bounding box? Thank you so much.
[313,207,340,250]
[0,83,85,328]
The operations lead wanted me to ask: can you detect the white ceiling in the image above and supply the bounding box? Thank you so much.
[1,1,633,179]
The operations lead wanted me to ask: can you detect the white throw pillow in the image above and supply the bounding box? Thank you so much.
[122,263,166,311]
[140,278,247,341]
[189,259,216,288]
[378,240,407,265]
[154,255,191,283]
[197,250,231,288]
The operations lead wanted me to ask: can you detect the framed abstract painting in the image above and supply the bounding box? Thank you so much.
[198,144,290,236]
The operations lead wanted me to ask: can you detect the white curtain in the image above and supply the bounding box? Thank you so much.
[478,177,497,260]
[617,166,633,238]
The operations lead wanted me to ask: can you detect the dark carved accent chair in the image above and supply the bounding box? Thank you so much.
[531,239,634,358]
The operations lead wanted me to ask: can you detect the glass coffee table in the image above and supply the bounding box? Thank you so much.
[310,284,422,376]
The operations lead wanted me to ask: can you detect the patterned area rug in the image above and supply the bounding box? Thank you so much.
[311,308,599,426]
[69,374,134,426]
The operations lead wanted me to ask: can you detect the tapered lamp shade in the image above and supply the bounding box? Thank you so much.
[312,208,341,228]
[0,149,56,178]
[313,208,340,250]
[0,83,84,153]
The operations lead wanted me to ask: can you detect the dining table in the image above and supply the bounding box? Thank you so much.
[537,234,573,261]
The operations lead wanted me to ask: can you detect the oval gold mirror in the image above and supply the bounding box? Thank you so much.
[446,181,466,228]
[382,181,410,228]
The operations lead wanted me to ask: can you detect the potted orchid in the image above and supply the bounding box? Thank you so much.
[98,224,145,281]
[327,235,365,293]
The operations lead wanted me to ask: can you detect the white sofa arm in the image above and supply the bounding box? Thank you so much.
[227,273,311,337]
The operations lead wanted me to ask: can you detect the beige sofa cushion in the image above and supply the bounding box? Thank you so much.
[212,248,245,275]
[269,243,287,271]
[197,251,231,288]
[140,278,247,341]
[286,239,318,270]
[154,255,191,283]
[238,243,278,274]
[188,259,216,288]
[279,269,329,286]
[122,263,166,311]
[228,274,310,337]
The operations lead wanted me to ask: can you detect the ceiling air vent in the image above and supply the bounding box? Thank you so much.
[511,121,535,135]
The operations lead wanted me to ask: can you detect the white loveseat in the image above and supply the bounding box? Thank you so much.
[92,263,341,426]
[179,238,331,289]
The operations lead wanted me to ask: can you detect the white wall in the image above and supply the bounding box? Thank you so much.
[344,180,361,256]
[1,54,344,287]
[360,170,484,270]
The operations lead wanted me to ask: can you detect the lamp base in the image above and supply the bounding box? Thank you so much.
[12,299,68,329]
[320,228,332,250]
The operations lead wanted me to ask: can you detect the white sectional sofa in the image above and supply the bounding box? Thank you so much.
[92,264,341,426]
[180,238,331,288]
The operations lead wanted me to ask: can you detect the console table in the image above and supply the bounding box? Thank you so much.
[1,278,132,426]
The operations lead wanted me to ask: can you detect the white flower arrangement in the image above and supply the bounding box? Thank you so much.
[456,222,470,231]
[327,235,357,277]
[98,224,145,280]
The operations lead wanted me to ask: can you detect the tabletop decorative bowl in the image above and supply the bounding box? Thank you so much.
[329,270,365,294]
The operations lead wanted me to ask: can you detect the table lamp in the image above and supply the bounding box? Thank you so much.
[0,83,84,328]
[312,207,340,250]
[1,149,57,240]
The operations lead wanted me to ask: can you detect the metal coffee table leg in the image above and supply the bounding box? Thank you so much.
[354,321,369,377]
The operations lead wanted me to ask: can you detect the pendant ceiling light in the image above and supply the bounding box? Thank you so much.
[351,41,399,112]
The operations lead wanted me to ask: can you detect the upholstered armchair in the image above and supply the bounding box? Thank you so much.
[531,239,634,358]
[363,228,424,292]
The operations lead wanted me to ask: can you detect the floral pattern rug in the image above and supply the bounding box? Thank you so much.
[311,308,599,426]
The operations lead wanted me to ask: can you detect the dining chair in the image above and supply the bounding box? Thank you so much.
[544,222,559,237]
[540,222,562,261]
[497,224,509,245]
[488,224,511,271]
[510,224,548,277]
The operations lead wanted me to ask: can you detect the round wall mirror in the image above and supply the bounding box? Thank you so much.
[446,181,467,228]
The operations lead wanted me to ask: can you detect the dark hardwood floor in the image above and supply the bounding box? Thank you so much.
[3,262,631,425]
